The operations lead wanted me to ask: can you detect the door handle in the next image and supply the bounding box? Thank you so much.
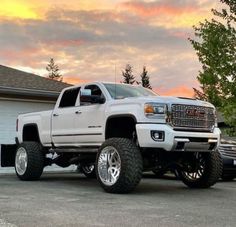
[75,111,82,114]
[53,113,59,117]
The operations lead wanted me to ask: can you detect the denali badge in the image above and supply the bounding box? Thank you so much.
[186,108,205,118]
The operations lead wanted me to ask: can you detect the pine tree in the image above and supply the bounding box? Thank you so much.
[122,64,135,84]
[46,58,62,81]
[140,66,152,89]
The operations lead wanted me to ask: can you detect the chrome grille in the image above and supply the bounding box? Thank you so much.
[171,104,215,132]
[219,144,236,158]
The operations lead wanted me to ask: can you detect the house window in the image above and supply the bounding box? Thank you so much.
[59,87,80,108]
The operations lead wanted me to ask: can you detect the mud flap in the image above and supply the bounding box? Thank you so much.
[0,144,17,167]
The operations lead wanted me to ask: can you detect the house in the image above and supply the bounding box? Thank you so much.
[0,65,70,145]
[0,65,72,172]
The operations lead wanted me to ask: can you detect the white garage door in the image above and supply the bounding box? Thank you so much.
[0,99,54,144]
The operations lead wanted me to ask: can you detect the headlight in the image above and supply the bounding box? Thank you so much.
[144,103,167,116]
[214,109,218,127]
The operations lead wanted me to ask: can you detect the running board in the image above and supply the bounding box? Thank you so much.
[49,147,99,153]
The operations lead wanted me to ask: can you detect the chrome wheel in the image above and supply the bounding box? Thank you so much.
[97,146,121,186]
[15,147,28,176]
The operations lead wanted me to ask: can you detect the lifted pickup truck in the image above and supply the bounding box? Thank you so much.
[7,82,223,193]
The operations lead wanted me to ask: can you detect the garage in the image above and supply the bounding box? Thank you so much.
[0,99,54,144]
[0,64,70,172]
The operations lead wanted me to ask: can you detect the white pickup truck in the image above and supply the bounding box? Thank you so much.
[12,82,222,193]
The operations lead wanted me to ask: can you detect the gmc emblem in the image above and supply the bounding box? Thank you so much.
[186,108,205,118]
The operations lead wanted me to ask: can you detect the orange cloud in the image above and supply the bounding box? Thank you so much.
[0,0,116,21]
[157,86,194,98]
[2,48,40,58]
[63,76,89,85]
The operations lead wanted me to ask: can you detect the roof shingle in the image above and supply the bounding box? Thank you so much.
[0,65,70,93]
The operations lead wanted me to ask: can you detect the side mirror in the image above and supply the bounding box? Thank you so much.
[80,89,105,104]
[91,96,105,104]
[81,89,92,96]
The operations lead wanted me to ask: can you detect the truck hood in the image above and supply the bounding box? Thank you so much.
[113,96,215,108]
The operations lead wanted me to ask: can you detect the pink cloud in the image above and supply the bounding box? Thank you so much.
[156,85,194,98]
[169,31,189,39]
[121,2,196,18]
[47,39,84,47]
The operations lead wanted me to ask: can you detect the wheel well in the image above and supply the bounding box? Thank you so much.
[105,116,136,139]
[23,124,40,143]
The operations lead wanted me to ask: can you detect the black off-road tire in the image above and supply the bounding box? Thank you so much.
[96,138,143,194]
[178,151,223,188]
[15,142,44,181]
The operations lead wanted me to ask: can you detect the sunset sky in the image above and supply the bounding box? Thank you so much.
[0,0,221,97]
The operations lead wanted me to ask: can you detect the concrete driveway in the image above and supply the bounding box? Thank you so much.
[0,172,235,227]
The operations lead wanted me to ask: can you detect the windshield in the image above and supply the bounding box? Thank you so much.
[103,83,157,99]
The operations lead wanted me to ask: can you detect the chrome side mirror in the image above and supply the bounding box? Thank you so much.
[80,89,92,96]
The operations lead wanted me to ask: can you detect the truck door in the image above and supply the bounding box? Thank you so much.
[51,87,80,146]
[74,84,105,145]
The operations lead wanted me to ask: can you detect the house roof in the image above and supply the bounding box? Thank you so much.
[0,65,71,99]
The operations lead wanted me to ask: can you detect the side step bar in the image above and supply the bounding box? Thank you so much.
[49,147,99,153]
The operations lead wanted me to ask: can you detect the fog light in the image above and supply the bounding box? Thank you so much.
[151,131,165,141]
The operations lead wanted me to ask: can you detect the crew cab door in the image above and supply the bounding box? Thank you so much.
[51,87,80,146]
[74,84,105,145]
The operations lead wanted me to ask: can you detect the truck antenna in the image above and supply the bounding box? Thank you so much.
[115,64,117,99]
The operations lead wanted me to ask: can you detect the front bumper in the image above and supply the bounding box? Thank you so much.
[136,123,221,152]
[219,143,236,174]
[221,155,236,175]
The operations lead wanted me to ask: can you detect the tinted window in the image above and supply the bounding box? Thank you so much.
[103,83,157,99]
[59,87,80,108]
